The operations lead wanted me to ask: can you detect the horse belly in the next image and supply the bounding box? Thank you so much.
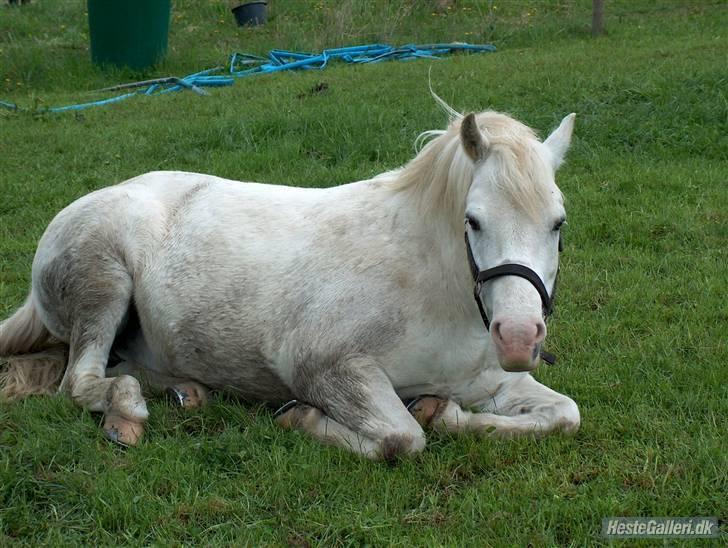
[132,260,294,404]
[164,351,294,404]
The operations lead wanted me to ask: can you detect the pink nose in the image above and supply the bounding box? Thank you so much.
[491,317,546,372]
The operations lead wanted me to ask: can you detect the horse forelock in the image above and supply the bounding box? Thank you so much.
[384,110,558,227]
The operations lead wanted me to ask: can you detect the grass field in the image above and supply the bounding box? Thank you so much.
[1,0,727,545]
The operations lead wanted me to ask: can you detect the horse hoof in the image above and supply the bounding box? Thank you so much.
[104,414,144,446]
[275,402,317,429]
[165,382,208,409]
[273,399,299,418]
[407,396,447,427]
[166,387,187,407]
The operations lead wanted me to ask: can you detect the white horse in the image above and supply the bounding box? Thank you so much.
[0,105,580,459]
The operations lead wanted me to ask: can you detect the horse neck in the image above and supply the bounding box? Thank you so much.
[427,210,475,316]
[377,182,475,318]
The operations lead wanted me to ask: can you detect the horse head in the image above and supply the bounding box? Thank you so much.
[460,111,575,372]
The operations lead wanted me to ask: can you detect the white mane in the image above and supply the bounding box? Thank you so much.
[380,105,555,229]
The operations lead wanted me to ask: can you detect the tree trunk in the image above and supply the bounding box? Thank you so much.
[434,0,455,13]
[592,0,605,36]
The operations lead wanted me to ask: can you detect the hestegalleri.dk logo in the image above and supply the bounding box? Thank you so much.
[602,517,719,538]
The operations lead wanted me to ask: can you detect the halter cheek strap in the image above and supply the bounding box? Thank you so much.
[464,231,559,332]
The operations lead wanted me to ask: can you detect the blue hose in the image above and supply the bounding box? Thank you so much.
[1,42,495,114]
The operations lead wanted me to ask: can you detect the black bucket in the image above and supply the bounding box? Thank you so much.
[232,2,267,27]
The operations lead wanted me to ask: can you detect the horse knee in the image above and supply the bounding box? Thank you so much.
[380,429,426,461]
[554,398,580,433]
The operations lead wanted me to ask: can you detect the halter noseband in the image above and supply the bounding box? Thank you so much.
[464,230,561,364]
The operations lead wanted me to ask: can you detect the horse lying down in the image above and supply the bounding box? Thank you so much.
[0,106,580,460]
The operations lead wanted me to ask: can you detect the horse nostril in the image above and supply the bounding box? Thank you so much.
[491,320,503,341]
[534,321,546,343]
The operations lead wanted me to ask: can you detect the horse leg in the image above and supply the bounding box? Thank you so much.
[278,355,426,461]
[276,404,382,458]
[61,350,149,446]
[410,375,580,437]
[107,361,209,409]
[48,270,148,446]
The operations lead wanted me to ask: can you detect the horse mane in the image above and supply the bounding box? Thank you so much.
[380,106,554,229]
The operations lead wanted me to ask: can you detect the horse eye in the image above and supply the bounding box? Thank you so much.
[553,218,566,232]
[466,216,481,231]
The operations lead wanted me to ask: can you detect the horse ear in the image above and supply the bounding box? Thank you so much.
[544,113,576,170]
[460,113,487,162]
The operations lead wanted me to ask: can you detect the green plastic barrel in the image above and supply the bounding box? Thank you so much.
[87,0,171,70]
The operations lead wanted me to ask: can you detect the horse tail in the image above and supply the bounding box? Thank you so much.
[0,296,68,399]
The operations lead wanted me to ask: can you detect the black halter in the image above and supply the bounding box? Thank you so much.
[464,230,561,364]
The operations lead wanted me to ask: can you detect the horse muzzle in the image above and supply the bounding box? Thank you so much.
[490,317,546,372]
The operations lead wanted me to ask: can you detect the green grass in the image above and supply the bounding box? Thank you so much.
[1,0,727,545]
